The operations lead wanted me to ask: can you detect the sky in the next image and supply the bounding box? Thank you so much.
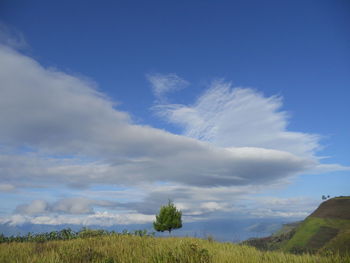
[0,0,349,229]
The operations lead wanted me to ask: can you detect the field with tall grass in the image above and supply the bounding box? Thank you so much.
[1,234,349,263]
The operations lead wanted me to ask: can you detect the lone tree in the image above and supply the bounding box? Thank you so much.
[153,200,182,234]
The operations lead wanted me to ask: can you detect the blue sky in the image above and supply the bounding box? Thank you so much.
[0,0,349,227]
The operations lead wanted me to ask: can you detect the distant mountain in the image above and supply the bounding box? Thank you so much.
[0,217,292,242]
[158,218,286,242]
[244,196,350,255]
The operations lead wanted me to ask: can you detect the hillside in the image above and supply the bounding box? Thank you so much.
[309,197,350,220]
[244,196,350,255]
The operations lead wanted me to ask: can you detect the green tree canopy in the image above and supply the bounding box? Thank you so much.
[153,200,182,234]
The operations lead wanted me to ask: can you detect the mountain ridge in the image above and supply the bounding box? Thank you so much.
[244,196,350,255]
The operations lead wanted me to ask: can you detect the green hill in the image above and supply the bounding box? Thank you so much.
[244,196,350,255]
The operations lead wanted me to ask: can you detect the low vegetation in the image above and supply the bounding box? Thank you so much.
[1,234,349,263]
[0,228,154,243]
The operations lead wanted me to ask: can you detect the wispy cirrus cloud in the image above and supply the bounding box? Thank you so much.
[153,80,321,158]
[0,23,27,50]
[147,73,188,102]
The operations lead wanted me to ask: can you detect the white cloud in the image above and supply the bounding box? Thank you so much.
[1,45,340,192]
[0,44,312,187]
[243,196,320,218]
[102,183,266,217]
[0,23,27,50]
[52,197,114,214]
[9,194,320,226]
[0,183,15,192]
[15,200,48,215]
[147,73,188,102]
[310,163,350,173]
[87,211,154,225]
[0,212,155,226]
[0,147,312,189]
[154,80,321,158]
[51,198,94,214]
[15,197,116,215]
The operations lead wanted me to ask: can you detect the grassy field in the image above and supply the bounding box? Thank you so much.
[0,235,349,263]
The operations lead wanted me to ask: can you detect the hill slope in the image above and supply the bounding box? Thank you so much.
[244,196,350,255]
[309,197,350,220]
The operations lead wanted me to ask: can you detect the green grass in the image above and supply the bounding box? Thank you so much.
[273,222,300,237]
[321,229,350,255]
[333,196,350,200]
[283,217,350,253]
[0,235,349,263]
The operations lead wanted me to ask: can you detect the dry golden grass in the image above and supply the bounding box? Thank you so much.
[0,235,348,263]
